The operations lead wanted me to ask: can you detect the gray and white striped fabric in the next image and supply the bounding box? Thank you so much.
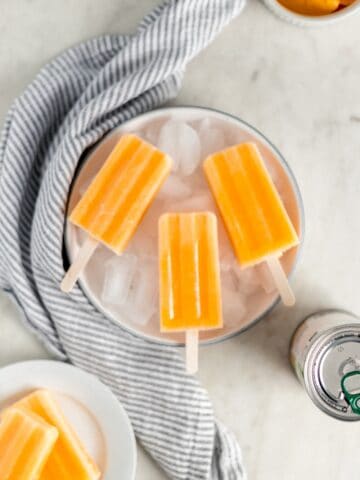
[0,1,246,478]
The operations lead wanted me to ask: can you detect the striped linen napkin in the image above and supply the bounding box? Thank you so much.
[0,1,246,478]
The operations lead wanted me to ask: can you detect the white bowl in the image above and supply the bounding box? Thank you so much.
[65,106,304,346]
[263,0,360,26]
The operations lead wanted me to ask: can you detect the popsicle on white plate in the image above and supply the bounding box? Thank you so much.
[0,407,58,480]
[11,389,101,480]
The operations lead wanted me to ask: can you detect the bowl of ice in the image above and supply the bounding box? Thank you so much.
[65,106,304,345]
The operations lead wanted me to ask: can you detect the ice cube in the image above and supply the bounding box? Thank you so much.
[220,249,237,272]
[130,230,157,257]
[226,128,248,146]
[158,121,201,175]
[233,265,261,296]
[217,221,236,271]
[144,127,158,146]
[74,225,88,246]
[221,270,247,326]
[123,256,158,326]
[143,122,162,146]
[222,289,247,327]
[221,268,238,291]
[158,174,192,200]
[184,172,211,204]
[86,244,114,292]
[101,254,138,306]
[255,262,276,294]
[130,224,157,256]
[170,192,214,212]
[89,244,113,267]
[127,199,161,256]
[199,118,226,158]
[217,219,231,246]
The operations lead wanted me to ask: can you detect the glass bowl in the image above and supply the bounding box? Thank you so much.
[64,106,304,346]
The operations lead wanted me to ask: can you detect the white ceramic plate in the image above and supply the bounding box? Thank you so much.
[0,360,136,480]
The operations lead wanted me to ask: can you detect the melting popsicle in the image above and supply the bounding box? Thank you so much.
[203,142,299,306]
[11,389,100,480]
[61,133,172,292]
[159,212,222,373]
[0,407,58,480]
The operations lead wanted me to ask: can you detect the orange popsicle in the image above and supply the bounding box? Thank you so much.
[159,212,222,372]
[61,133,172,292]
[12,390,100,480]
[277,0,340,15]
[0,407,58,480]
[203,142,299,305]
[70,134,172,253]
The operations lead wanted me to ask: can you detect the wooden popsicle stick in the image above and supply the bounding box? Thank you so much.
[266,256,295,306]
[186,329,199,374]
[60,236,98,293]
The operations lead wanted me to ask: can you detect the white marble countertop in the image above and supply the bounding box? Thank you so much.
[1,1,360,479]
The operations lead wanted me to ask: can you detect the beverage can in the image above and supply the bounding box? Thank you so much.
[290,309,360,420]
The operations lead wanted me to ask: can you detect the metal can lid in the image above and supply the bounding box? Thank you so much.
[304,312,360,421]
